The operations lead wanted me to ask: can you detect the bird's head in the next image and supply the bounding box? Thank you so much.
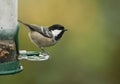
[49,24,67,40]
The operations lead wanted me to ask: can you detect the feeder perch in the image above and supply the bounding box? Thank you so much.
[19,50,49,61]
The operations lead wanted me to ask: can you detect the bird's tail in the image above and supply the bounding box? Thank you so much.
[18,19,29,26]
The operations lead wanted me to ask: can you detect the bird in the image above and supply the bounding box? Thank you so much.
[18,20,67,56]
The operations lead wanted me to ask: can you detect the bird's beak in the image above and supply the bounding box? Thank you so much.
[64,29,68,31]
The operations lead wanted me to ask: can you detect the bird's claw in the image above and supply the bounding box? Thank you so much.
[41,48,50,56]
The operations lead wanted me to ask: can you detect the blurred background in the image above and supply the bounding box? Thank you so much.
[0,0,120,84]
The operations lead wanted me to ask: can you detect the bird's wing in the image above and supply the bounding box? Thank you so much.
[26,24,53,38]
[18,20,53,38]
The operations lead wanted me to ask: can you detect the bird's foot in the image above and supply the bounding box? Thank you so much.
[40,48,50,56]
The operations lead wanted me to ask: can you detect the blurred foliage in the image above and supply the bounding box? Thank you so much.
[0,0,120,84]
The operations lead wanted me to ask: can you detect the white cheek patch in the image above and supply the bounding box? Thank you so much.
[51,30,62,37]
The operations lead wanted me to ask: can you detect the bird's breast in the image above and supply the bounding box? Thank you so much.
[29,31,56,47]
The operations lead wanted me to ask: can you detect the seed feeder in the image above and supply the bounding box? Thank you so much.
[0,0,49,75]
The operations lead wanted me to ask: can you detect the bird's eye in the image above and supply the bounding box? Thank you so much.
[59,27,64,30]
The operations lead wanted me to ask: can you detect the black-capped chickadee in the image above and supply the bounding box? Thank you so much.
[18,20,67,55]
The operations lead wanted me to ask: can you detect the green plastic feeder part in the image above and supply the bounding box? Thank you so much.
[0,60,23,75]
[0,25,23,75]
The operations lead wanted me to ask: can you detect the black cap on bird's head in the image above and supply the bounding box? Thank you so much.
[49,24,67,31]
[49,24,68,40]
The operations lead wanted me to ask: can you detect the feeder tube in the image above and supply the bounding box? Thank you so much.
[0,0,22,75]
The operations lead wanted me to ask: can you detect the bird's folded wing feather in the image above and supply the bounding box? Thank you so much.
[26,24,53,38]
